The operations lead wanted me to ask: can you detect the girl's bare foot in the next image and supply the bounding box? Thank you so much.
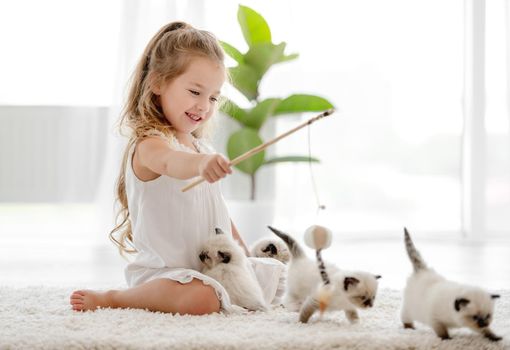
[69,290,116,311]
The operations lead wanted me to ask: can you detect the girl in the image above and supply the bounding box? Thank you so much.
[69,21,285,315]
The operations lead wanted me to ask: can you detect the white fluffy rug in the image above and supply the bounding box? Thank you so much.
[1,286,509,350]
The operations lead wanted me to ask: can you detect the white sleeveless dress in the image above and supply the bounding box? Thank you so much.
[124,133,285,313]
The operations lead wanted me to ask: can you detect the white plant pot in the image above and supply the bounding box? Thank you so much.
[227,200,275,245]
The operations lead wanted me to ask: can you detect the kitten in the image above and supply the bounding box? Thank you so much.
[249,238,291,264]
[401,228,502,341]
[268,226,381,323]
[199,228,268,312]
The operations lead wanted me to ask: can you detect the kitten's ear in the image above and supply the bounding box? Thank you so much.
[215,228,224,235]
[262,243,277,255]
[454,298,470,311]
[375,275,382,279]
[491,294,501,299]
[199,251,208,262]
[344,277,360,291]
[218,251,231,263]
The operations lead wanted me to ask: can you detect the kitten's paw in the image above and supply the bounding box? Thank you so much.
[299,297,319,323]
[345,310,360,324]
[432,323,450,340]
[227,305,249,314]
[245,300,269,312]
[270,303,285,310]
[484,332,502,342]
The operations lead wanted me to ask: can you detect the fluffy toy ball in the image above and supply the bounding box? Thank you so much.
[304,225,332,250]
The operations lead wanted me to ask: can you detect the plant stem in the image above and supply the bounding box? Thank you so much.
[250,173,256,201]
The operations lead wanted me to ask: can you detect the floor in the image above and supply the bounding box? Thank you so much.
[1,232,509,292]
[2,204,509,290]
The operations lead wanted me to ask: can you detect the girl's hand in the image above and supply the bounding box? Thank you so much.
[198,154,232,183]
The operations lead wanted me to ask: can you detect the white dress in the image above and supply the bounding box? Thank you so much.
[124,132,285,313]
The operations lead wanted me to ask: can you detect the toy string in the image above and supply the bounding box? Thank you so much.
[308,122,330,287]
[307,124,326,216]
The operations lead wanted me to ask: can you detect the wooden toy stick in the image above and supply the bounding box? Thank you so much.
[181,108,335,192]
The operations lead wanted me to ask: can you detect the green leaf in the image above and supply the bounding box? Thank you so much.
[244,98,281,130]
[220,41,244,64]
[227,128,265,175]
[228,64,260,101]
[277,53,299,63]
[274,94,334,115]
[219,98,248,125]
[263,156,320,165]
[238,5,271,47]
[244,42,286,77]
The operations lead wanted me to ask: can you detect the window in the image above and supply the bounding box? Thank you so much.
[0,0,121,106]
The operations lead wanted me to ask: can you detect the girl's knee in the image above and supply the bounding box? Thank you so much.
[179,282,220,315]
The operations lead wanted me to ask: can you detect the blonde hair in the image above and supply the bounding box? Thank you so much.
[110,21,225,256]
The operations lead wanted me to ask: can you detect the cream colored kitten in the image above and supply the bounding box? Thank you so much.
[199,228,268,312]
[268,226,381,323]
[401,228,502,341]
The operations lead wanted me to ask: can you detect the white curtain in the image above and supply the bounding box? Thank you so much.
[484,0,510,236]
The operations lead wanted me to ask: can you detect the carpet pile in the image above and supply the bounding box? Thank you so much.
[1,286,509,349]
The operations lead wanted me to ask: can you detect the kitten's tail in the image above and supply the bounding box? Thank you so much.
[267,226,304,259]
[404,227,427,272]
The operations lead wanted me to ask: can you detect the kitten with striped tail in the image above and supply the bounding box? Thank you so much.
[268,226,381,323]
[401,228,502,341]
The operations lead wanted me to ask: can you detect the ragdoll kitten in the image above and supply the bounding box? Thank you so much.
[268,226,381,323]
[249,238,291,264]
[401,228,502,341]
[199,228,268,312]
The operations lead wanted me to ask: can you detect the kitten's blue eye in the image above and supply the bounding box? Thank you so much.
[472,315,478,321]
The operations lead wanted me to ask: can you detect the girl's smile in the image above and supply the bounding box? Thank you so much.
[185,111,203,123]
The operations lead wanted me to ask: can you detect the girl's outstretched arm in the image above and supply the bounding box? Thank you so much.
[231,220,249,256]
[136,137,231,181]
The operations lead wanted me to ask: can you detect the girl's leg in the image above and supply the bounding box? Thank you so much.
[69,278,220,315]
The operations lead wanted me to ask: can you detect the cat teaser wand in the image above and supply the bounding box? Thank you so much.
[180,108,335,193]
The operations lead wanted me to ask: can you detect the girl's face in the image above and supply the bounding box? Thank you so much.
[155,56,225,135]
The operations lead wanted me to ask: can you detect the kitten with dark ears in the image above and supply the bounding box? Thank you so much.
[199,228,268,311]
[268,226,381,323]
[401,228,502,341]
[249,238,291,264]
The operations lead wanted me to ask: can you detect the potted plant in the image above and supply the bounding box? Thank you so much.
[220,4,334,201]
[220,5,334,243]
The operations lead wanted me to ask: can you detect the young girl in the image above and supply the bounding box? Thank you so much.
[69,21,285,315]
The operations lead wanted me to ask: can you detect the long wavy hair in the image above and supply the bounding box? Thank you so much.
[110,21,225,257]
